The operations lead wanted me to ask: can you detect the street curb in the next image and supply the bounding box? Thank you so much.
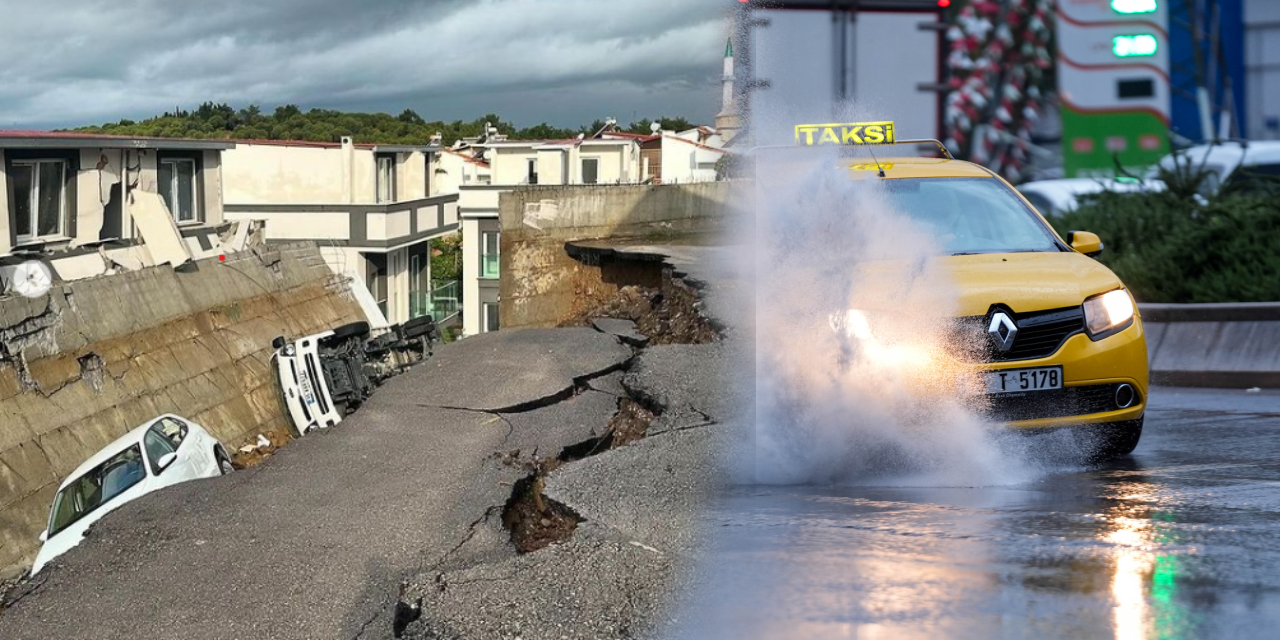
[1141,303,1280,389]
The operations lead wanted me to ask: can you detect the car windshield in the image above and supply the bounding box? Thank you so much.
[48,444,147,536]
[879,177,1061,255]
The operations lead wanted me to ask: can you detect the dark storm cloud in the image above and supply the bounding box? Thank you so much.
[0,0,727,128]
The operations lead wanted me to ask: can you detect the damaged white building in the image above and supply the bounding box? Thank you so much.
[0,131,247,281]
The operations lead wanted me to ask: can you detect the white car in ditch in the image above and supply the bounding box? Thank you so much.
[273,316,438,435]
[31,414,233,575]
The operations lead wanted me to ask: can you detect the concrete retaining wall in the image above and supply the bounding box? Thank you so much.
[498,183,731,330]
[0,244,364,576]
[1142,303,1280,388]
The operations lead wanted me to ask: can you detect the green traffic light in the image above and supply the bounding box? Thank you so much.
[1112,0,1157,13]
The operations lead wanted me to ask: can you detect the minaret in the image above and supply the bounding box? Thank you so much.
[715,36,741,141]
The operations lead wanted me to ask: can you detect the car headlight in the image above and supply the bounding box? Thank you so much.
[828,309,873,340]
[282,344,296,357]
[1083,289,1135,337]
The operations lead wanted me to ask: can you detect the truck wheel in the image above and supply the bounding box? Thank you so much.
[330,322,371,340]
[400,316,436,340]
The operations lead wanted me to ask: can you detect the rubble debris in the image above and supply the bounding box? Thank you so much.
[230,430,292,468]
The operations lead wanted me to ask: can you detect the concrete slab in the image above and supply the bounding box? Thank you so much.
[376,327,632,412]
[591,317,648,346]
[501,389,618,461]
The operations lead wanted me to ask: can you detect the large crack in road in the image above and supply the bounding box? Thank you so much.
[0,243,746,640]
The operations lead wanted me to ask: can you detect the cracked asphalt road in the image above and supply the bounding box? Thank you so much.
[1,245,747,640]
[0,329,635,639]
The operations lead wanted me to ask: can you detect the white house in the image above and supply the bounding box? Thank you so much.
[221,138,461,327]
[0,130,248,287]
[458,132,644,336]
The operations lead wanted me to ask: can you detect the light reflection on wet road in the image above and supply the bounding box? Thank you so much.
[676,387,1280,640]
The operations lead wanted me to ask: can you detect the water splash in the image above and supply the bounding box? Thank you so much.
[747,113,1036,488]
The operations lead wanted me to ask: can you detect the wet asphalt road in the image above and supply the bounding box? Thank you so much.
[673,386,1280,640]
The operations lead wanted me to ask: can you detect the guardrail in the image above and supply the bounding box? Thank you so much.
[1140,303,1280,388]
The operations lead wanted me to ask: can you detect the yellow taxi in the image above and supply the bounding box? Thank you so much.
[794,121,1149,456]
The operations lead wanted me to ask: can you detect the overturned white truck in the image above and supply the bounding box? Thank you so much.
[271,316,438,435]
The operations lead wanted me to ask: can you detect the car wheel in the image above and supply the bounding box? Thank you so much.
[1108,417,1144,456]
[1088,417,1143,461]
[216,450,235,475]
[330,321,371,341]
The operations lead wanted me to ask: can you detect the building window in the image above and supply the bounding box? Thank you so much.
[581,158,599,185]
[159,157,198,223]
[527,158,538,185]
[481,231,500,279]
[409,244,430,319]
[11,159,66,241]
[483,302,500,333]
[365,253,388,318]
[376,155,396,203]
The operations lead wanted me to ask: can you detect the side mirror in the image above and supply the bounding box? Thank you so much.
[271,336,286,350]
[38,529,48,542]
[156,452,178,472]
[1067,230,1104,258]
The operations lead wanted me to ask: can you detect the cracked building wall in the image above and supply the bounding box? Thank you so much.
[498,182,732,330]
[0,244,364,577]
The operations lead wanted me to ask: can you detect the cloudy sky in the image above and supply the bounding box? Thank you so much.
[0,0,729,129]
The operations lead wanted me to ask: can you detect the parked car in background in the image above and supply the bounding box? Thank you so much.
[31,415,233,575]
[1017,177,1165,218]
[273,316,439,435]
[1150,140,1280,196]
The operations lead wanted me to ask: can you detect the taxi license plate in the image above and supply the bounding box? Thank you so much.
[985,366,1062,394]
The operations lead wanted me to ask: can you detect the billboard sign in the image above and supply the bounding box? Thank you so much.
[1057,0,1171,177]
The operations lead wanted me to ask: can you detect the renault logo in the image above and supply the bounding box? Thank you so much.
[988,311,1018,352]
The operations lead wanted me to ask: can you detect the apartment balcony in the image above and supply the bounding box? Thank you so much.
[411,280,460,323]
[224,193,460,251]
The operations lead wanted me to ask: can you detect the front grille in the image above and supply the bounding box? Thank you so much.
[983,383,1135,422]
[953,306,1086,362]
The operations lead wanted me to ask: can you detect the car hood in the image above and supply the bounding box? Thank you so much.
[853,251,1124,317]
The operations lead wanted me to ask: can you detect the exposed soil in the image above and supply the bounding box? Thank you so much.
[501,474,584,554]
[564,269,719,346]
[608,398,656,448]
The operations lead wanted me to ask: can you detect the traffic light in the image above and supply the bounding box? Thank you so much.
[1111,0,1157,14]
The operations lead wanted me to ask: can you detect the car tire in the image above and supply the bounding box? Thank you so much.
[330,322,371,341]
[1089,417,1143,460]
[216,449,235,475]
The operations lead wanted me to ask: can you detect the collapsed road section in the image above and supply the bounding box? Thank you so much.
[0,242,747,640]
